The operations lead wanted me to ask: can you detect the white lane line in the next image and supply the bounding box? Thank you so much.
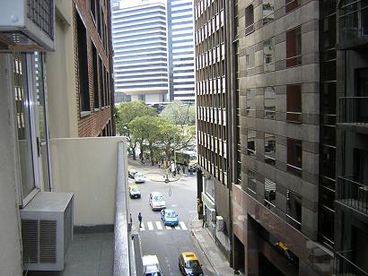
[147,221,154,231]
[175,225,181,230]
[165,225,172,230]
[156,221,163,230]
[179,221,187,230]
[140,223,145,231]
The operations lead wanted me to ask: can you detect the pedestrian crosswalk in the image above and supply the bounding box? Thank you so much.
[137,221,189,232]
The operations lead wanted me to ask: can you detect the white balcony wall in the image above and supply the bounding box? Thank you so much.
[50,137,127,226]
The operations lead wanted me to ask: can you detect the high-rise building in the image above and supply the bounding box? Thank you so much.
[194,0,368,275]
[112,0,169,104]
[335,0,368,274]
[167,0,196,102]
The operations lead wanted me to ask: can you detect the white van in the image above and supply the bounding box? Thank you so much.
[142,255,162,276]
[149,192,166,210]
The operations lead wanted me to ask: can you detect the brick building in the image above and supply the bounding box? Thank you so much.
[47,0,115,138]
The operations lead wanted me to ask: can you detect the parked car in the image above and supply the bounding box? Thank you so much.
[160,209,179,226]
[149,192,166,210]
[142,255,162,276]
[128,169,137,179]
[178,252,203,275]
[134,172,145,183]
[128,185,141,199]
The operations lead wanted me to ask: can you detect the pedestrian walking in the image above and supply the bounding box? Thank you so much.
[130,213,132,225]
[138,212,143,228]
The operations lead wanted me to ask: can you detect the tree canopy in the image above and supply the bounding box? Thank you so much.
[160,101,195,128]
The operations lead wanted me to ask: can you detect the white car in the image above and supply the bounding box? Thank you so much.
[149,192,166,210]
[134,172,145,183]
[142,255,162,275]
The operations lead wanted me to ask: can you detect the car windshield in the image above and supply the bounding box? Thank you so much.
[131,187,139,192]
[135,173,143,177]
[154,195,163,201]
[166,211,176,218]
[185,260,200,269]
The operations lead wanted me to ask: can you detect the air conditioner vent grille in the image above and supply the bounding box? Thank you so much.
[39,220,57,263]
[22,220,39,264]
[27,0,54,39]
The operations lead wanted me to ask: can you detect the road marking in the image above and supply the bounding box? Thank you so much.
[156,221,163,230]
[171,204,177,207]
[179,221,188,230]
[165,225,172,230]
[175,225,180,230]
[147,221,154,230]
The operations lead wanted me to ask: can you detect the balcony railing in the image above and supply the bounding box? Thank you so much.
[334,251,368,275]
[337,176,368,215]
[339,97,368,124]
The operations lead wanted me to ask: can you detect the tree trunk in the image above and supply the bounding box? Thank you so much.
[132,148,136,160]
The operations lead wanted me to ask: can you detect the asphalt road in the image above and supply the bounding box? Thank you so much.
[128,163,213,276]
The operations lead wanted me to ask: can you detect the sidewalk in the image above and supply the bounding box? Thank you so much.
[191,218,235,276]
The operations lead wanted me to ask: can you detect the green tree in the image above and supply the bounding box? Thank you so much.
[160,101,195,128]
[129,115,162,165]
[116,101,156,159]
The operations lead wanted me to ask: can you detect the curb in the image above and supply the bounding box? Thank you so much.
[145,173,181,183]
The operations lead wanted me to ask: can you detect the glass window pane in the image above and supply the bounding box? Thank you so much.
[264,178,276,208]
[264,133,276,165]
[14,54,36,199]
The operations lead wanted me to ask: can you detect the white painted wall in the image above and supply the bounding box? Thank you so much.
[50,137,127,226]
[0,55,23,275]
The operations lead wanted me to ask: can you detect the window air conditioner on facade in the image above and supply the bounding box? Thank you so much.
[0,0,55,51]
[20,192,74,271]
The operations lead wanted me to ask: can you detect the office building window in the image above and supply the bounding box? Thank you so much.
[76,12,90,112]
[262,0,274,25]
[264,87,276,119]
[263,38,275,72]
[285,0,299,13]
[92,43,99,109]
[247,169,257,194]
[286,190,302,230]
[286,26,301,67]
[287,138,302,176]
[245,5,254,35]
[264,133,276,165]
[246,88,256,116]
[247,129,256,157]
[264,178,276,208]
[287,84,302,122]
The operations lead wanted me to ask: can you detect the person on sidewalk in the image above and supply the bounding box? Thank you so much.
[138,212,143,228]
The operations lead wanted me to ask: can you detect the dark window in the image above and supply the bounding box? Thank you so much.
[285,0,299,13]
[264,38,275,72]
[264,87,275,119]
[287,84,302,122]
[264,178,276,208]
[246,88,256,117]
[286,190,302,230]
[286,27,301,67]
[245,5,254,35]
[247,130,256,157]
[247,169,256,194]
[76,12,90,112]
[98,57,104,107]
[92,44,99,109]
[264,133,276,165]
[287,138,302,176]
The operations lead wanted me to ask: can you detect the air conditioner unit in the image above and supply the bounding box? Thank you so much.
[216,216,224,231]
[20,192,74,271]
[0,0,55,52]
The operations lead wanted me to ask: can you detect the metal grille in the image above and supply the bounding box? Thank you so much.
[22,220,39,264]
[27,0,54,39]
[39,220,56,263]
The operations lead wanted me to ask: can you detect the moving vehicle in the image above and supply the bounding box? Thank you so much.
[128,169,137,179]
[149,192,166,210]
[178,252,203,275]
[134,172,145,183]
[142,255,162,276]
[160,209,179,226]
[128,185,141,199]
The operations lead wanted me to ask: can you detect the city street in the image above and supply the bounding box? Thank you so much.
[128,160,213,275]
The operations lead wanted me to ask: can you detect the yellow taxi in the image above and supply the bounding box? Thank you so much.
[178,252,203,275]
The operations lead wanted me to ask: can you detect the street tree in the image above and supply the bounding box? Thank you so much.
[160,101,195,128]
[116,101,156,159]
[129,115,162,165]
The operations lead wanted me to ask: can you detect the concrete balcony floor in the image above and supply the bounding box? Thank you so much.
[27,232,113,276]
